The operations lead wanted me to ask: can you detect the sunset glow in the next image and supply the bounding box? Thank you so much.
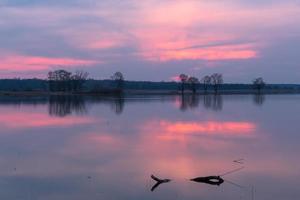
[0,0,299,81]
[0,54,97,72]
[0,0,300,194]
[146,47,257,62]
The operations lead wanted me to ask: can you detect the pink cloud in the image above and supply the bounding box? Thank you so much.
[132,25,258,61]
[126,1,299,62]
[140,1,202,27]
[0,54,98,72]
[86,39,123,49]
[142,46,257,62]
[0,0,299,76]
[73,32,129,50]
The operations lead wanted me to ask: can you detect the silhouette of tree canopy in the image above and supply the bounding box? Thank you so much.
[71,70,89,92]
[188,76,199,94]
[48,69,89,92]
[111,72,124,92]
[252,77,266,93]
[48,70,72,92]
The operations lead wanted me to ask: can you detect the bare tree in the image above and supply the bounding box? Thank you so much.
[252,77,265,93]
[48,71,55,92]
[179,74,188,94]
[48,69,72,92]
[210,73,223,93]
[201,75,211,93]
[111,72,124,92]
[188,76,199,94]
[71,70,89,92]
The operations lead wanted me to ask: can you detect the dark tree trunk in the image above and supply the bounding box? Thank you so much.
[214,84,218,93]
[192,83,196,94]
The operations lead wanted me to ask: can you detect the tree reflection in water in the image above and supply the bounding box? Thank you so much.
[179,94,223,112]
[48,95,87,117]
[253,94,266,106]
[109,95,125,115]
[0,94,262,117]
[203,94,223,111]
[48,95,125,117]
[180,94,200,111]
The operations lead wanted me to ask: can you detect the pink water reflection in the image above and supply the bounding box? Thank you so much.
[159,120,255,135]
[0,112,95,129]
[0,96,300,200]
[140,120,256,142]
[57,118,257,182]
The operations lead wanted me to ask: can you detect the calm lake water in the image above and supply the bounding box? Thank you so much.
[0,94,299,200]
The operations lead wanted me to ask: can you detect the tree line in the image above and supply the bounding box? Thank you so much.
[46,69,266,94]
[179,73,224,94]
[48,69,125,93]
[48,70,89,92]
[178,73,266,94]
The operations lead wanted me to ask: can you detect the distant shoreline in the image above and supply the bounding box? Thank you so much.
[1,79,300,97]
[1,89,300,97]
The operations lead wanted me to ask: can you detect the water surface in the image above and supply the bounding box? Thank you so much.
[0,94,299,200]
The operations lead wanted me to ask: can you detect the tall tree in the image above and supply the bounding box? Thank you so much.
[210,73,223,93]
[201,75,211,93]
[111,72,124,92]
[188,76,199,94]
[48,71,56,92]
[252,77,265,93]
[48,69,72,92]
[179,74,188,94]
[71,70,89,92]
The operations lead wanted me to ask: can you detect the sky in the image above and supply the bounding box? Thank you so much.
[0,0,300,83]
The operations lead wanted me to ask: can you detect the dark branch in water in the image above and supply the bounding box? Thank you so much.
[190,166,245,187]
[233,158,245,164]
[190,176,224,186]
[223,178,245,189]
[220,167,245,176]
[150,175,171,192]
